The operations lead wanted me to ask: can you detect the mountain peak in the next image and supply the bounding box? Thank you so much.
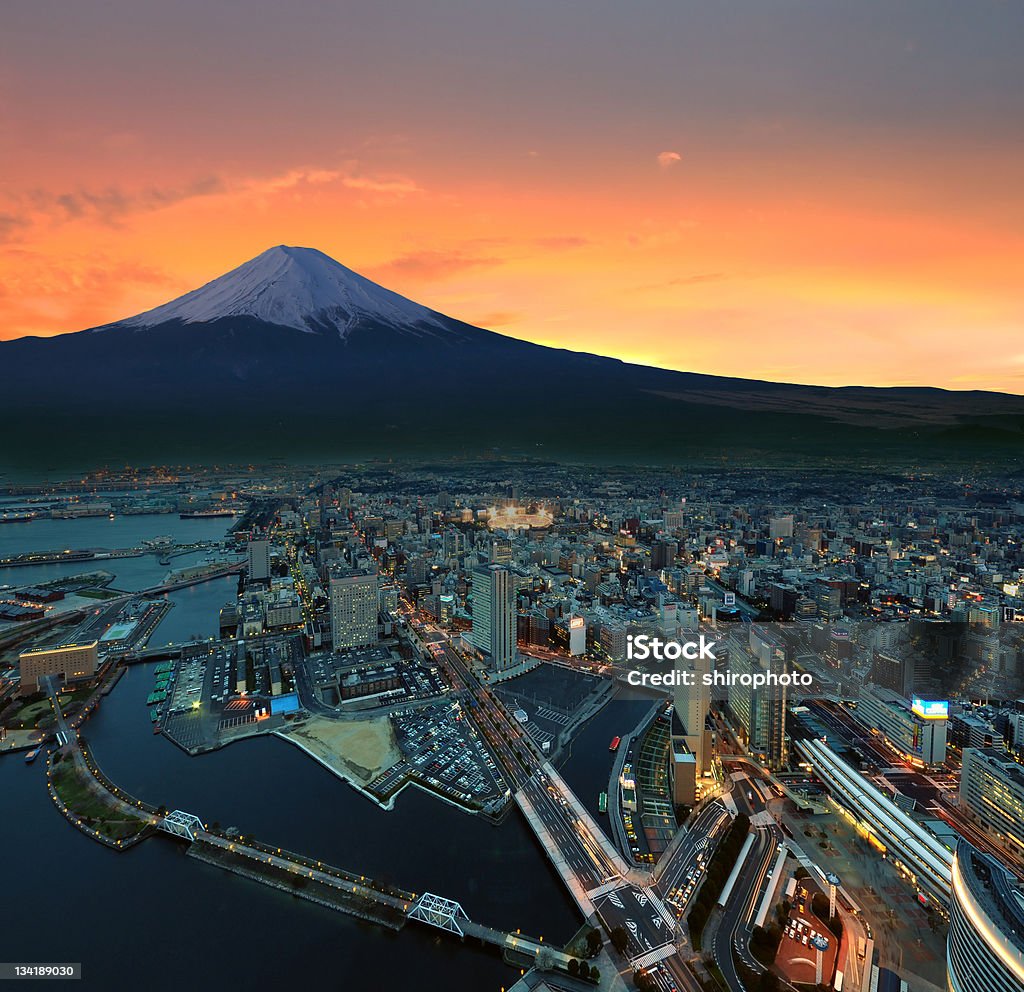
[116,244,447,337]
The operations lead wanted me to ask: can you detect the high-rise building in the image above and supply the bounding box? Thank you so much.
[247,539,270,582]
[329,568,379,650]
[673,652,712,777]
[651,539,678,571]
[442,528,465,559]
[488,537,513,564]
[960,747,1024,860]
[552,615,586,656]
[727,629,788,769]
[813,580,842,622]
[471,564,516,671]
[948,839,1024,992]
[870,649,913,697]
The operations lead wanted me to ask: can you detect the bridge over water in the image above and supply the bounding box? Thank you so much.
[151,809,565,967]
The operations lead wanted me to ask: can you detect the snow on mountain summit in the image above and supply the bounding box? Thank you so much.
[118,245,448,337]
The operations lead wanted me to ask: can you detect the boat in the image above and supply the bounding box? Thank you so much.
[0,512,35,524]
[24,748,39,763]
[598,791,608,814]
[609,735,621,752]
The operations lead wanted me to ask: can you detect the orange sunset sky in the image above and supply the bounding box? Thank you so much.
[3,1,1022,392]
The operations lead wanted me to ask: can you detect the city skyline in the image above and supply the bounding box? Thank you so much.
[4,1,1024,393]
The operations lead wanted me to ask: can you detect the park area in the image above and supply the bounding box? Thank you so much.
[50,751,151,843]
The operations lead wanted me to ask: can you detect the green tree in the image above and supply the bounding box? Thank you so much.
[610,925,629,954]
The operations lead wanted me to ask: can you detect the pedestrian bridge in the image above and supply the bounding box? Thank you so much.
[159,810,205,841]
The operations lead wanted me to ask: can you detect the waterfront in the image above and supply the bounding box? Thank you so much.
[3,648,621,990]
[0,513,233,593]
[0,508,650,991]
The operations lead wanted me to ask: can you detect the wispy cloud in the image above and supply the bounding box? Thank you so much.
[0,161,427,244]
[368,248,503,281]
[657,150,682,168]
[342,175,422,195]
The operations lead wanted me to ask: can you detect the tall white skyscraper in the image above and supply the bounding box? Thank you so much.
[471,564,516,672]
[329,568,379,650]
[674,653,712,776]
[247,539,270,582]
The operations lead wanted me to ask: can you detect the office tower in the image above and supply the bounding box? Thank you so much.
[443,528,465,558]
[489,537,513,564]
[651,539,678,571]
[552,615,586,656]
[673,652,712,777]
[813,580,842,622]
[948,839,1024,992]
[329,568,379,650]
[247,539,270,582]
[959,747,1024,860]
[870,649,913,697]
[769,515,794,540]
[727,631,788,769]
[471,564,516,672]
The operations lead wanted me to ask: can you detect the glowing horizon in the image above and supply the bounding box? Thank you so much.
[3,1,1022,394]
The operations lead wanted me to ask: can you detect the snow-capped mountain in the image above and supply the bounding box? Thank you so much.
[3,244,1023,471]
[111,245,450,338]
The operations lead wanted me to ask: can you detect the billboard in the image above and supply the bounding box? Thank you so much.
[911,698,949,720]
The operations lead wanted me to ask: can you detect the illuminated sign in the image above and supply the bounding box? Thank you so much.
[724,593,736,607]
[911,698,949,720]
[570,616,585,629]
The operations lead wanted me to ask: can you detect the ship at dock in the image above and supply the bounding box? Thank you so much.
[179,507,241,519]
[609,735,621,752]
[598,792,607,814]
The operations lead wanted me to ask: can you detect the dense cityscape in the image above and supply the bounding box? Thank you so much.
[2,460,1023,992]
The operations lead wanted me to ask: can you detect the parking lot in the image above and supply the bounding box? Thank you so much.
[494,662,603,753]
[387,701,507,808]
[775,898,839,987]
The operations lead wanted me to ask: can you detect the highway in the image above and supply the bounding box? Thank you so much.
[402,608,786,991]
[656,799,732,896]
[404,613,688,963]
[711,772,784,992]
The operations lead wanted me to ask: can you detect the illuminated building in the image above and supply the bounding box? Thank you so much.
[329,568,379,650]
[471,564,517,672]
[18,641,98,694]
[247,539,270,582]
[552,615,586,656]
[948,839,1024,992]
[960,748,1024,860]
[673,653,712,777]
[854,685,948,766]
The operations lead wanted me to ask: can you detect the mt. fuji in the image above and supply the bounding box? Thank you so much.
[2,245,1022,470]
[107,246,453,340]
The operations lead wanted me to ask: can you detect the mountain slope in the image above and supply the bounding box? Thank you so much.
[105,245,456,339]
[2,245,1023,471]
